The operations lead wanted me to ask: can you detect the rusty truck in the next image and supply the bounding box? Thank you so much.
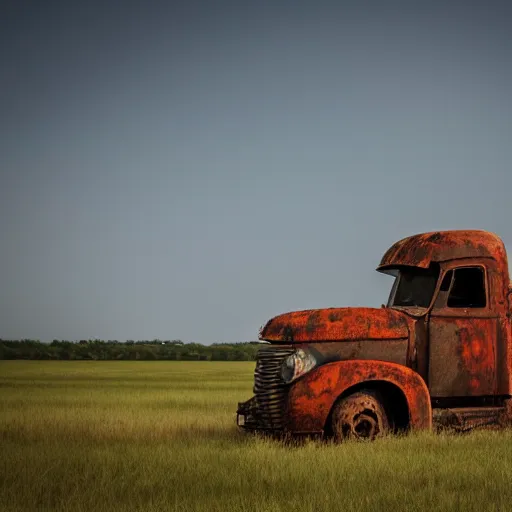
[236,230,512,440]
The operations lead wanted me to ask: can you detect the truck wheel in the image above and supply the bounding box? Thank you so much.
[331,390,389,441]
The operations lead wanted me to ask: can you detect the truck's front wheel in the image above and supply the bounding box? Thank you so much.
[331,390,389,441]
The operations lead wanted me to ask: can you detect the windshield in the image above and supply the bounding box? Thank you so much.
[387,265,440,308]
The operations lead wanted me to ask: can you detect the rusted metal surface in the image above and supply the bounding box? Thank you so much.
[429,316,497,397]
[427,250,509,398]
[259,307,410,343]
[378,230,507,270]
[238,229,512,437]
[433,407,505,432]
[309,339,409,367]
[286,360,432,433]
[487,257,511,395]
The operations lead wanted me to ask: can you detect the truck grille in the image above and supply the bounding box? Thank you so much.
[252,345,295,430]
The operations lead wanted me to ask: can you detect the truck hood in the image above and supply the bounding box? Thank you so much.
[259,307,410,343]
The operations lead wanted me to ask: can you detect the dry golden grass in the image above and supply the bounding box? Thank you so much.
[2,360,512,511]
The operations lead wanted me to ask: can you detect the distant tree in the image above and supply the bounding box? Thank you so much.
[0,339,259,361]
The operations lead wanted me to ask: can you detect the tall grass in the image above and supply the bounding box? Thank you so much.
[1,361,512,511]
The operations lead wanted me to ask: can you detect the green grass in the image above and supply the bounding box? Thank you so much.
[1,361,512,511]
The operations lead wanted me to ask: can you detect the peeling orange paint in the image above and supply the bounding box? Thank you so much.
[378,230,507,271]
[286,360,432,432]
[260,307,410,343]
[237,230,512,437]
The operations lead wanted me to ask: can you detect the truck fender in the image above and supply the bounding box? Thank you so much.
[286,359,432,433]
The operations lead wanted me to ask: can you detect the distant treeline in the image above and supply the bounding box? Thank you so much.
[0,339,260,361]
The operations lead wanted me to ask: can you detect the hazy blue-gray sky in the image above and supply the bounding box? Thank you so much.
[1,0,511,342]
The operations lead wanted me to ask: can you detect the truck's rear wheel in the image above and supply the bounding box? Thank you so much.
[331,390,389,441]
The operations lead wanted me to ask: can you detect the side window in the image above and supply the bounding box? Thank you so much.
[447,267,486,308]
[440,271,453,292]
[433,270,453,308]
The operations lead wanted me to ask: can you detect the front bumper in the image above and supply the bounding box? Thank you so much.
[236,397,259,430]
[236,396,286,432]
[236,395,323,437]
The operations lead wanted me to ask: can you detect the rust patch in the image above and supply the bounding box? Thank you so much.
[286,360,432,433]
[328,311,342,322]
[378,230,506,270]
[306,311,323,334]
[429,317,497,397]
[310,339,408,367]
[260,307,410,343]
[243,229,512,436]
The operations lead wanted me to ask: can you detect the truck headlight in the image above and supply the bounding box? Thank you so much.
[281,349,317,384]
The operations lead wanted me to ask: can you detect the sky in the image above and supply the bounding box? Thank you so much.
[1,0,511,343]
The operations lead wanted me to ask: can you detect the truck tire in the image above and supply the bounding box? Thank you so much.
[331,389,389,441]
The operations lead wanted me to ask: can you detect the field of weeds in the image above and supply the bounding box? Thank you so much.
[1,360,512,512]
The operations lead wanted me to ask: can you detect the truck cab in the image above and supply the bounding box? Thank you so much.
[237,230,512,439]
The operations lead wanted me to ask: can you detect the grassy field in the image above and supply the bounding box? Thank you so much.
[1,361,512,511]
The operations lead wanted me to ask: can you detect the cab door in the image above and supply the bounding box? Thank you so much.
[428,264,498,397]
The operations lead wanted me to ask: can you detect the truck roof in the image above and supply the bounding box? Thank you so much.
[377,230,506,270]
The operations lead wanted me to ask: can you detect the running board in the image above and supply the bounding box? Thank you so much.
[433,406,506,432]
